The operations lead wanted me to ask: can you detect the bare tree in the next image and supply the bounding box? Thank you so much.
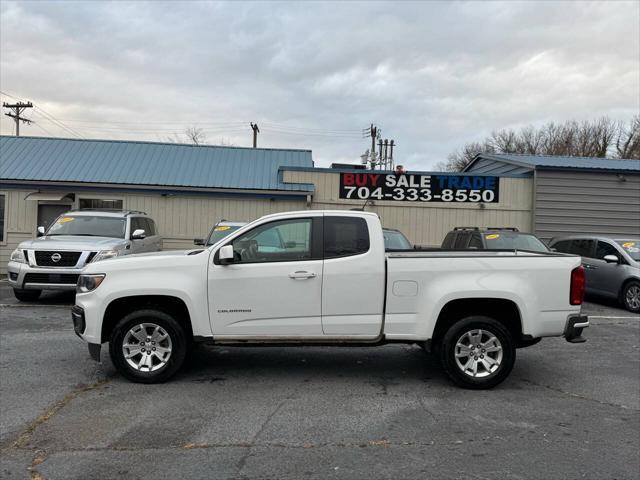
[444,116,639,171]
[184,127,207,145]
[615,115,640,159]
[166,126,207,145]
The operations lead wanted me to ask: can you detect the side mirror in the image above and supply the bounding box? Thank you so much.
[36,226,46,237]
[131,229,146,240]
[219,245,234,265]
[193,238,205,246]
[603,254,620,264]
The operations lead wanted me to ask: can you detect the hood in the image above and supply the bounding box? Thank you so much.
[18,235,129,251]
[83,248,207,274]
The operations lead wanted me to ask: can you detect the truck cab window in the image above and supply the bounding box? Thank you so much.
[324,216,369,258]
[232,218,312,263]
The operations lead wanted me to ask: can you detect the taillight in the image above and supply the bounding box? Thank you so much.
[570,266,585,305]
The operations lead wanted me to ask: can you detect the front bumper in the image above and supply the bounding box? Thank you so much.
[8,261,82,291]
[564,314,589,343]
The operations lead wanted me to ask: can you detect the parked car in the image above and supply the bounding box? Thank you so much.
[194,220,246,246]
[382,228,413,250]
[549,235,640,313]
[73,210,587,389]
[8,209,162,301]
[442,227,550,253]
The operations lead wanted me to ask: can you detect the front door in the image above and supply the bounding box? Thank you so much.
[208,217,323,337]
[590,240,625,296]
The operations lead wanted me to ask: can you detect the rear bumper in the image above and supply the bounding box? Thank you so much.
[564,314,589,343]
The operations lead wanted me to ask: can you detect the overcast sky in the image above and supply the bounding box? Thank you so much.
[1,1,638,169]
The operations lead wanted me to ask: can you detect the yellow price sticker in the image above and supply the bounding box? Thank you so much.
[57,217,75,224]
[214,226,231,231]
[485,234,500,240]
[622,242,636,248]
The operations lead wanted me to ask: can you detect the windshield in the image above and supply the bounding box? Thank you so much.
[47,215,126,238]
[206,225,243,245]
[615,240,640,261]
[483,232,549,252]
[384,229,412,250]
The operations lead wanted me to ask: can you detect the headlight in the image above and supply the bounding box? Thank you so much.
[77,274,106,293]
[92,250,122,262]
[10,249,26,263]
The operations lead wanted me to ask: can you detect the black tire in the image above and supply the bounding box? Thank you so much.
[109,309,188,383]
[13,288,41,302]
[621,280,640,313]
[439,316,516,389]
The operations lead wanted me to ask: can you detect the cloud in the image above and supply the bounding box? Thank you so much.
[1,0,638,169]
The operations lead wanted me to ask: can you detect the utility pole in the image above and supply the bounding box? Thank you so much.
[3,101,33,136]
[389,140,395,170]
[250,122,259,148]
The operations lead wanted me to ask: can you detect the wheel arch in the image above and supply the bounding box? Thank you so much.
[101,295,193,343]
[431,297,523,349]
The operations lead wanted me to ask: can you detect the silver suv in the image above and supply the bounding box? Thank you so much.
[549,235,640,313]
[7,209,162,301]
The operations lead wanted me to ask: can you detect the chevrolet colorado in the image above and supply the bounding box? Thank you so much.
[72,210,588,389]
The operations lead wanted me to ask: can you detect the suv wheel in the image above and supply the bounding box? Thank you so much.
[622,281,640,313]
[13,288,41,302]
[439,316,515,389]
[109,309,188,383]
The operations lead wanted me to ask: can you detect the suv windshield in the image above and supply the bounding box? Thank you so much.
[207,225,243,245]
[383,229,412,250]
[615,240,640,261]
[47,215,126,238]
[483,232,549,252]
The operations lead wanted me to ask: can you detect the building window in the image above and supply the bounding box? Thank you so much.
[79,198,123,210]
[0,194,5,243]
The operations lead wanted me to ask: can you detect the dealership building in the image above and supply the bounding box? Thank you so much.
[1,135,639,273]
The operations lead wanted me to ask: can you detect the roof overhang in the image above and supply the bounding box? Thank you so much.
[24,191,75,201]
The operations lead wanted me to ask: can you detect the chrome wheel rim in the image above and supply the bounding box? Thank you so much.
[454,329,503,378]
[122,323,173,372]
[626,285,640,310]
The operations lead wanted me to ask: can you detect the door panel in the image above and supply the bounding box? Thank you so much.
[590,241,625,297]
[208,217,323,337]
[321,215,385,336]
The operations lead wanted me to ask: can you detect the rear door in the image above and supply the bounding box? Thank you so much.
[321,215,385,337]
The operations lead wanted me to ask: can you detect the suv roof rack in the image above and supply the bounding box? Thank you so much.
[70,208,148,216]
[486,227,519,232]
[453,227,479,231]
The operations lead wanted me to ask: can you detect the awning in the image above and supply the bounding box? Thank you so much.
[24,191,74,201]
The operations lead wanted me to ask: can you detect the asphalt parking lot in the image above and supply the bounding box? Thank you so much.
[0,281,638,480]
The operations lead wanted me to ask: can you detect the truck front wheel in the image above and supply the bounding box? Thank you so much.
[109,309,188,383]
[439,316,515,389]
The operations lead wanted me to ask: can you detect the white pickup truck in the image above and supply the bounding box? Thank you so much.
[73,210,588,389]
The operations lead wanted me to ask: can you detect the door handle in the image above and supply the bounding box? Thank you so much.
[289,271,317,279]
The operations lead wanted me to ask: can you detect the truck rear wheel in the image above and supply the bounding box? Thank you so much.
[439,316,515,389]
[13,288,41,302]
[109,309,188,383]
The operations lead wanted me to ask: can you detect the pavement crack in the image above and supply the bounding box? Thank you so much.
[518,378,637,411]
[11,378,111,450]
[235,398,288,475]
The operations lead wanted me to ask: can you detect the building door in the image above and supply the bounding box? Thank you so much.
[37,204,71,232]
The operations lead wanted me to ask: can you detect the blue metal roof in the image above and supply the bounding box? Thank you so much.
[465,153,640,173]
[0,136,315,192]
